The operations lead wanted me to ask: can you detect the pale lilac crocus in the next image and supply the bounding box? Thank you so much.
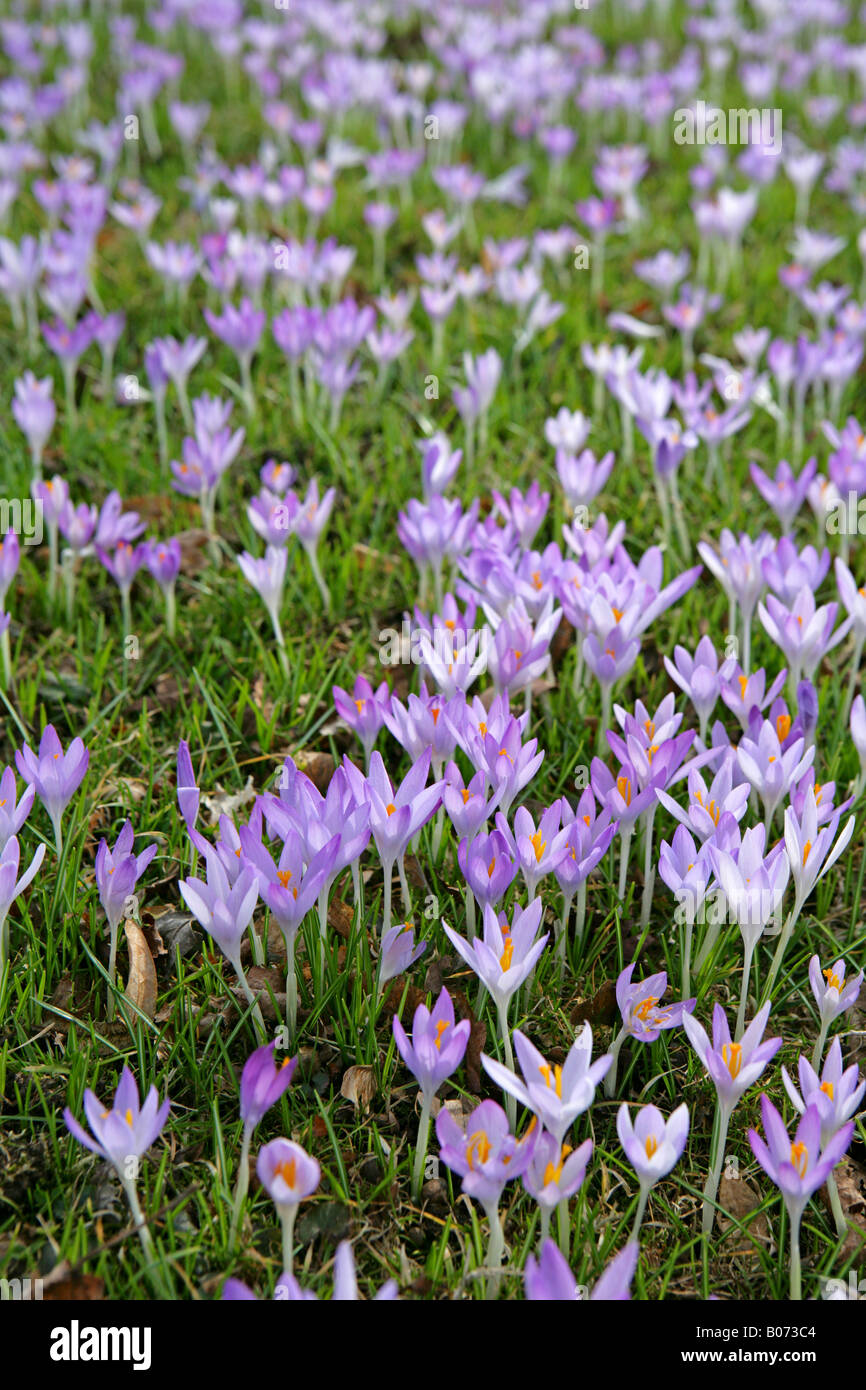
[393,986,470,1197]
[834,557,866,716]
[763,792,856,1003]
[522,1133,593,1245]
[365,749,443,935]
[142,538,182,637]
[808,954,864,1072]
[63,1067,170,1287]
[683,1001,782,1236]
[229,1042,297,1251]
[782,1038,865,1238]
[237,546,289,677]
[178,859,263,1030]
[0,765,35,852]
[257,1138,320,1275]
[604,966,695,1096]
[482,1024,611,1146]
[852,695,866,797]
[736,720,814,832]
[12,371,55,479]
[748,1095,854,1299]
[0,836,46,981]
[289,479,336,615]
[524,1238,638,1301]
[436,1098,537,1297]
[444,900,548,1128]
[332,675,391,770]
[378,921,426,996]
[616,1102,689,1239]
[94,821,158,1019]
[16,724,89,856]
[710,824,790,1037]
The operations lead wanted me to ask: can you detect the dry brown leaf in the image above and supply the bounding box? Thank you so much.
[340,1064,377,1112]
[718,1174,771,1246]
[43,1273,105,1301]
[124,920,157,1020]
[294,751,336,794]
[202,777,256,826]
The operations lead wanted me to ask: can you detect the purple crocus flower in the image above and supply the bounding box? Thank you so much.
[364,749,443,936]
[393,986,471,1197]
[204,297,265,414]
[750,457,817,533]
[0,765,35,852]
[240,1042,297,1131]
[736,720,814,831]
[178,858,262,1022]
[663,636,733,743]
[63,1066,170,1174]
[482,1024,611,1145]
[436,1098,537,1295]
[617,1102,690,1238]
[522,1133,593,1219]
[494,803,569,901]
[237,546,289,676]
[683,1001,783,1236]
[16,724,89,855]
[757,585,846,689]
[176,740,199,829]
[12,371,55,477]
[95,820,158,1016]
[808,954,863,1061]
[378,921,426,994]
[524,1238,638,1302]
[457,828,518,915]
[605,965,695,1097]
[257,1138,320,1275]
[748,1095,854,1298]
[0,835,46,978]
[782,1038,865,1154]
[142,538,182,637]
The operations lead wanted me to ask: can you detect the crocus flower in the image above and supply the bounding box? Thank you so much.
[616,1102,690,1239]
[142,538,182,637]
[176,740,200,829]
[0,836,46,980]
[748,1095,854,1299]
[0,765,35,852]
[494,803,569,901]
[12,371,55,478]
[230,1042,297,1251]
[683,1001,782,1236]
[852,695,866,797]
[605,965,695,1096]
[16,724,89,855]
[222,1241,397,1301]
[445,900,548,1127]
[63,1067,170,1287]
[289,479,336,614]
[364,749,443,935]
[95,821,158,1018]
[524,1238,638,1302]
[257,1138,320,1275]
[710,824,790,1036]
[522,1132,593,1237]
[179,859,263,1028]
[757,585,847,691]
[332,675,391,769]
[482,1024,611,1145]
[782,1039,865,1158]
[436,1098,537,1297]
[237,546,289,676]
[808,954,864,1069]
[393,987,471,1197]
[764,792,856,1005]
[378,922,426,995]
[736,720,814,832]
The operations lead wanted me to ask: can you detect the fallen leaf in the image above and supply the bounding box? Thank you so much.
[124,920,157,1020]
[571,979,618,1029]
[718,1174,771,1246]
[294,751,335,794]
[340,1064,377,1112]
[327,897,354,940]
[202,777,257,826]
[43,1269,105,1301]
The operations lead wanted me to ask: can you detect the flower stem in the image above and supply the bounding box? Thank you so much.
[412,1093,433,1201]
[229,1125,252,1253]
[702,1101,731,1238]
[735,940,755,1042]
[280,1203,298,1277]
[497,1003,516,1130]
[604,1026,626,1099]
[630,1183,650,1242]
[811,1019,829,1074]
[483,1199,505,1300]
[789,1209,802,1300]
